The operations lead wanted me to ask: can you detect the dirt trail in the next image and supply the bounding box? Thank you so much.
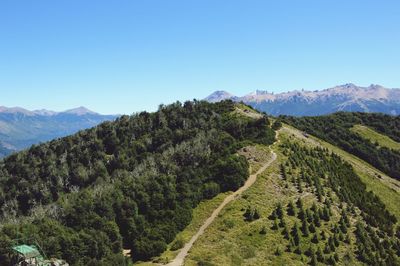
[166,151,277,266]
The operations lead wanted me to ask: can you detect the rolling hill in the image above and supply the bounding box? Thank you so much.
[0,100,275,265]
[183,123,400,266]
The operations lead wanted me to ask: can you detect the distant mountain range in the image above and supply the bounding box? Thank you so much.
[0,106,118,158]
[205,83,400,116]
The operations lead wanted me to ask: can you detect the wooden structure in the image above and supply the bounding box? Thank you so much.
[11,243,69,266]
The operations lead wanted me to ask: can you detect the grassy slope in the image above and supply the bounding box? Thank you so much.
[135,106,272,265]
[185,128,362,266]
[134,192,232,265]
[234,104,263,119]
[281,125,400,220]
[135,149,274,265]
[137,115,400,265]
[350,124,400,151]
[185,143,290,266]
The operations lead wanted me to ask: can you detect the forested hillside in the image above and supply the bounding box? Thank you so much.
[0,100,275,265]
[281,112,400,180]
[275,141,399,265]
[184,125,400,266]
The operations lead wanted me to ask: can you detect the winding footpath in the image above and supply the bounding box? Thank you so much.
[167,151,277,266]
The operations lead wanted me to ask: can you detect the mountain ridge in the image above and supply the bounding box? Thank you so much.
[0,105,118,157]
[205,83,400,116]
[0,105,108,116]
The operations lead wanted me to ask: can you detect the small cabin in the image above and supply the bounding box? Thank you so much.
[11,244,69,266]
[12,244,43,266]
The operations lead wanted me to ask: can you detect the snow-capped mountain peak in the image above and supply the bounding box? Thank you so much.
[205,84,400,116]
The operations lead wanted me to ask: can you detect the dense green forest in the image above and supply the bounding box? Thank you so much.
[0,100,275,265]
[277,141,400,265]
[281,112,400,180]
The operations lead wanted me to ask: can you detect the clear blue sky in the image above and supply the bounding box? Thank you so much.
[1,0,399,114]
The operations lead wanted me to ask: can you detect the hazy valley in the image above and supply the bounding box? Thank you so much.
[0,106,118,158]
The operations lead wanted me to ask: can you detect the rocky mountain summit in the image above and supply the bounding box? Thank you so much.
[205,84,400,116]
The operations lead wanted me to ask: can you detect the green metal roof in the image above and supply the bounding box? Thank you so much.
[12,244,41,259]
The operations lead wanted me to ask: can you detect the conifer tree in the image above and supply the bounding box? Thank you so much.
[287,200,296,216]
[280,164,287,180]
[321,230,326,240]
[244,206,253,221]
[298,207,306,220]
[338,231,344,242]
[270,209,277,220]
[328,255,336,265]
[318,208,324,220]
[305,245,314,257]
[309,223,316,234]
[296,197,304,209]
[276,203,284,219]
[328,237,336,252]
[311,231,319,244]
[333,234,339,247]
[275,247,282,256]
[297,176,303,193]
[316,246,324,262]
[295,247,302,255]
[340,217,347,234]
[302,219,310,237]
[334,253,339,262]
[310,253,317,266]
[288,237,296,251]
[313,213,321,227]
[322,205,330,221]
[345,234,351,244]
[324,243,331,254]
[279,216,286,228]
[287,243,293,253]
[311,202,318,212]
[306,209,313,223]
[291,222,300,246]
[342,210,350,227]
[272,218,279,230]
[282,225,290,239]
